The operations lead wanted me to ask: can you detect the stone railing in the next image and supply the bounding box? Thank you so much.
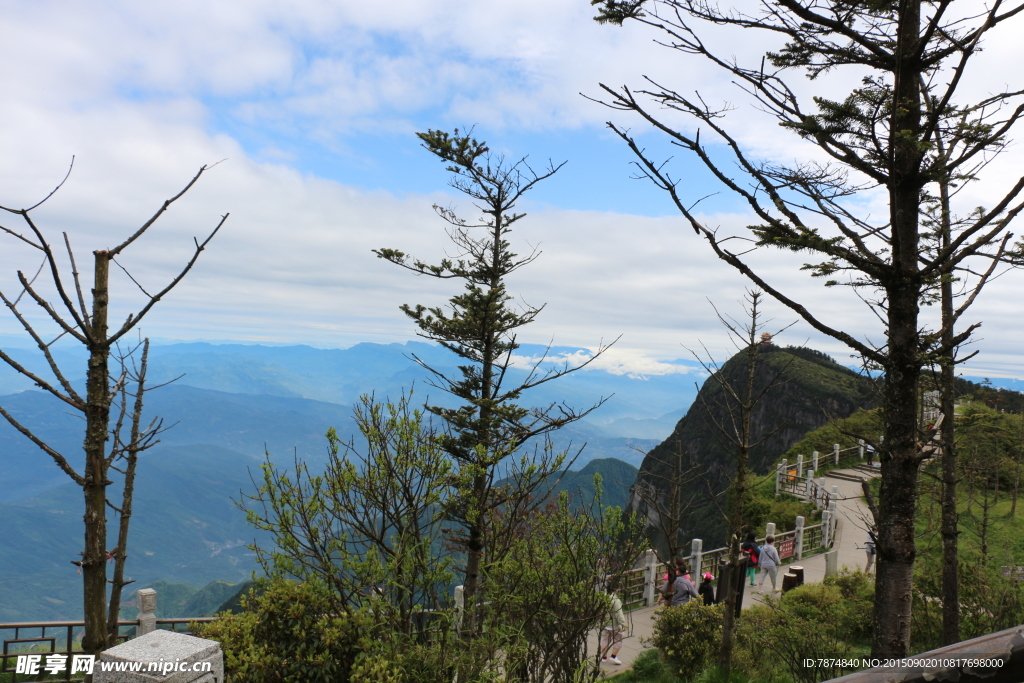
[622,513,838,609]
[0,589,217,683]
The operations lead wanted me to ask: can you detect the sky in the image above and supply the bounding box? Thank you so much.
[1,0,1023,379]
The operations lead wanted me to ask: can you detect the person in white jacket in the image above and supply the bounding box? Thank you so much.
[756,535,782,593]
[601,590,627,665]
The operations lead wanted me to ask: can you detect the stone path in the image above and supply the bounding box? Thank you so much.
[591,466,880,676]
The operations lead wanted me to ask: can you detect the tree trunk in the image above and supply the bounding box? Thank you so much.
[1012,419,1020,516]
[717,469,745,670]
[872,252,925,655]
[461,473,487,635]
[939,358,960,644]
[938,179,961,646]
[106,341,149,644]
[82,251,112,657]
[874,237,923,658]
[461,218,502,636]
[717,302,760,671]
[871,0,924,658]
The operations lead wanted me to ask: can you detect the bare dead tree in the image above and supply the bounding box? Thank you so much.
[685,291,794,671]
[628,443,708,596]
[0,162,227,657]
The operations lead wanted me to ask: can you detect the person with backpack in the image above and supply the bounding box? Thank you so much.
[741,532,760,586]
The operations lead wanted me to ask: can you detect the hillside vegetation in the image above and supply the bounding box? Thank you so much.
[632,345,877,549]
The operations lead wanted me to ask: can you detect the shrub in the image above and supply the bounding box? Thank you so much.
[650,601,725,680]
[912,559,1024,652]
[609,648,683,683]
[199,578,365,683]
[822,571,873,641]
[692,665,795,683]
[731,574,871,683]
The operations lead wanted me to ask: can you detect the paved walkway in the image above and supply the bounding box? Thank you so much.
[591,467,879,675]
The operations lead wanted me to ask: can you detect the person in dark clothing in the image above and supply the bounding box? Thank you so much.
[698,572,716,605]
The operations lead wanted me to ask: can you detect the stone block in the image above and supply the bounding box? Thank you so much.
[95,630,223,683]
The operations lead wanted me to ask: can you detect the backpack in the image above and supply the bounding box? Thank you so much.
[746,544,760,566]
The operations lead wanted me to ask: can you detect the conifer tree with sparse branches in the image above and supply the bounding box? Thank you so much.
[375,129,614,636]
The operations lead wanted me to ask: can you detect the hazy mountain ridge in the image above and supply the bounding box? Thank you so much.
[0,340,691,622]
[0,444,269,622]
[0,385,361,503]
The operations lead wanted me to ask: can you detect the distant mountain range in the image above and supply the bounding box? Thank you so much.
[1,340,699,504]
[0,340,671,621]
[5,337,1019,622]
[0,444,265,622]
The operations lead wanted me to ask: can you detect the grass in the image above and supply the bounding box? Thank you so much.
[604,650,681,683]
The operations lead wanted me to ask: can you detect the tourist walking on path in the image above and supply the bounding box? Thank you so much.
[601,589,627,665]
[664,559,699,606]
[864,528,877,573]
[741,532,759,586]
[756,535,781,593]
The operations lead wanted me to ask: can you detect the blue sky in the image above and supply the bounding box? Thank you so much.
[2,0,1023,379]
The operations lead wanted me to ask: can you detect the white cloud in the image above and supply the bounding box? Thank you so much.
[510,348,704,379]
[1,0,1023,382]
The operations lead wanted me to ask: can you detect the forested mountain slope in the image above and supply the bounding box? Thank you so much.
[630,344,878,549]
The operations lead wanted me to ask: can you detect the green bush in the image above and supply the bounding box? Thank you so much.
[607,649,683,683]
[822,571,873,641]
[200,578,365,683]
[650,601,725,681]
[691,666,794,683]
[732,572,873,683]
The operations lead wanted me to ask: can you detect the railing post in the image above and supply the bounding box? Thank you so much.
[765,522,776,537]
[825,549,838,578]
[827,499,837,545]
[859,438,865,459]
[803,469,815,502]
[821,510,832,547]
[644,549,658,606]
[834,443,840,465]
[818,477,827,508]
[796,454,804,481]
[812,450,819,472]
[690,539,703,581]
[136,588,157,636]
[454,585,465,627]
[795,515,805,560]
[776,459,786,496]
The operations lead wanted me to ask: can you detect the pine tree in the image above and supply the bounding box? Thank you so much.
[376,129,612,635]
